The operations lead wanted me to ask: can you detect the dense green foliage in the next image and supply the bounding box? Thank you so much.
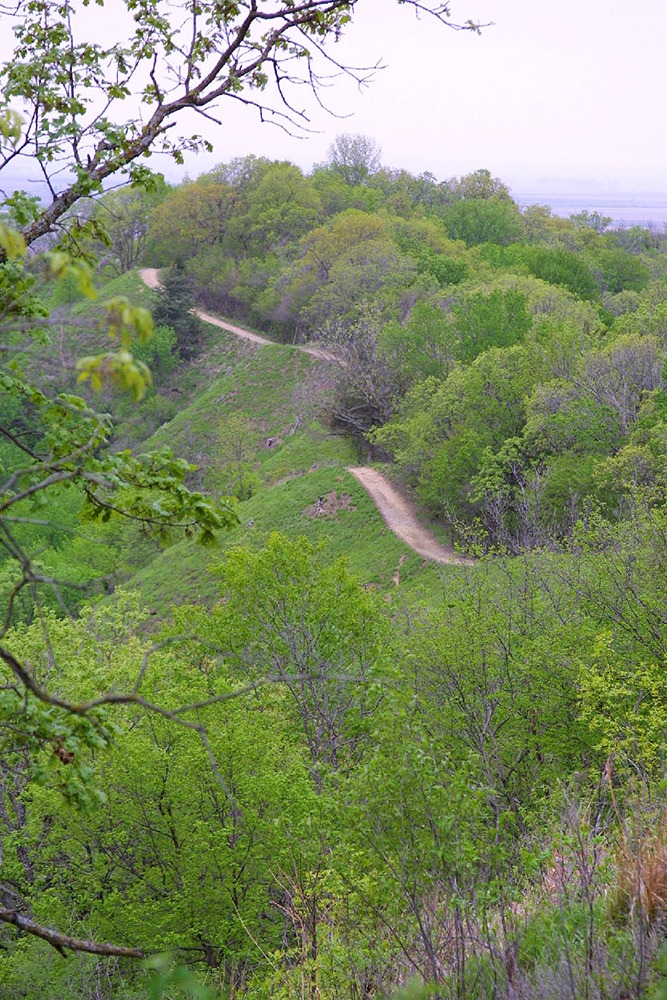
[15,0,667,994]
[5,105,667,997]
[139,152,667,559]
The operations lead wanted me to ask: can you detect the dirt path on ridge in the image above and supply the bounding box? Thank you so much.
[139,268,334,359]
[347,467,472,566]
[139,268,472,566]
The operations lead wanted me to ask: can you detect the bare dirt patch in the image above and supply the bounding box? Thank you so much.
[302,491,355,520]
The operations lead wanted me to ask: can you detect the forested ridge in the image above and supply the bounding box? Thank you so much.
[120,149,667,556]
[3,0,667,992]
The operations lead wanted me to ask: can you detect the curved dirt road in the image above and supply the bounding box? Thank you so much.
[347,467,472,566]
[139,268,471,566]
[139,268,334,359]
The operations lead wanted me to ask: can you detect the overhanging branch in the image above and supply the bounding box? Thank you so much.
[0,907,143,958]
[6,0,486,246]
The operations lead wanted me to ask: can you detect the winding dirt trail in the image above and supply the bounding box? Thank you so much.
[139,268,471,566]
[347,467,472,566]
[139,269,334,359]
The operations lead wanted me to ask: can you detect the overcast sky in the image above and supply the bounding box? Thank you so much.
[2,0,667,194]
[177,0,667,194]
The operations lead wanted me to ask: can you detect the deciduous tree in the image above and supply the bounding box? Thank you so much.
[147,179,238,266]
[201,532,391,782]
[443,196,523,247]
[325,132,382,186]
[92,179,169,275]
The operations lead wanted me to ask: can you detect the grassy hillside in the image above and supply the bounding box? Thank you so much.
[123,460,456,615]
[35,271,467,617]
[103,291,465,613]
[143,329,314,470]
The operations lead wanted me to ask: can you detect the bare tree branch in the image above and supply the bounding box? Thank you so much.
[0,907,143,958]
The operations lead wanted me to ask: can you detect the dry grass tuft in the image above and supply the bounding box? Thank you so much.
[612,805,667,928]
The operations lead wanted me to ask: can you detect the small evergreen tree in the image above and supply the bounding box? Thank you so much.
[152,264,202,359]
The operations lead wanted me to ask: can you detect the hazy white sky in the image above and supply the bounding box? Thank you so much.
[174,0,667,193]
[2,0,667,193]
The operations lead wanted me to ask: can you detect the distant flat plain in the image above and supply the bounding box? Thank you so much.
[516,191,667,228]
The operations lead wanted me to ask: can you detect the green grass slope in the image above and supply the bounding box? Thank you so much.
[114,307,466,613]
[144,334,314,465]
[123,459,457,616]
[36,271,465,616]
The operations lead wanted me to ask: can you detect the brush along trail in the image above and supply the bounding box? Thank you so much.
[139,268,471,566]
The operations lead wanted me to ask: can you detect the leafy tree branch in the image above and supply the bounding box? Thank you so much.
[0,0,482,245]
